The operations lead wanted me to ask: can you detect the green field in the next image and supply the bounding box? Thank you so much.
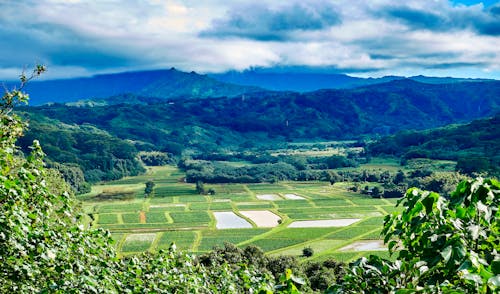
[80,165,401,261]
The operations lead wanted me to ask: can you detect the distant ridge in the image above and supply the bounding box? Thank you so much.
[3,67,497,105]
[209,70,495,92]
[3,68,261,105]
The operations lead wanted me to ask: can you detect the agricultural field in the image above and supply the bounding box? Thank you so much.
[80,165,402,262]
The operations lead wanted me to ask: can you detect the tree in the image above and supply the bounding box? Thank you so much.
[144,179,155,197]
[332,177,500,293]
[195,180,206,194]
[371,186,381,198]
[302,247,314,257]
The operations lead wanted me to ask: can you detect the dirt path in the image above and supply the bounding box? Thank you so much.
[139,211,146,224]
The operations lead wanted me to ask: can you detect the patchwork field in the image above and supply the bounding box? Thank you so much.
[80,165,402,262]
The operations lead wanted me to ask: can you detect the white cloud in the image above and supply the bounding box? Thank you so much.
[0,0,499,80]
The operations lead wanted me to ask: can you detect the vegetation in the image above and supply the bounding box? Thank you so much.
[3,67,499,292]
[0,71,280,293]
[332,177,499,293]
[368,115,500,176]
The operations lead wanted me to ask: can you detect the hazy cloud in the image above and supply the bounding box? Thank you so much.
[383,3,500,36]
[0,0,499,80]
[202,2,341,41]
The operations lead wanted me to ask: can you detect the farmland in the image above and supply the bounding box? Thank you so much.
[80,165,402,262]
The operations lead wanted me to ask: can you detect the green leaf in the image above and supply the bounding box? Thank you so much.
[421,192,437,214]
[488,275,500,287]
[441,246,452,263]
[491,260,500,275]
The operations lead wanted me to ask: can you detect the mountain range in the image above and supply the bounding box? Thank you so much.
[12,67,500,186]
[3,68,496,105]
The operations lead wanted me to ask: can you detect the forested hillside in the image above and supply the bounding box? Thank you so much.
[23,79,500,147]
[17,112,144,191]
[368,114,500,175]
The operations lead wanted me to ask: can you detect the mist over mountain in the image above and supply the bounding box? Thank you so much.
[4,67,497,105]
[4,68,261,105]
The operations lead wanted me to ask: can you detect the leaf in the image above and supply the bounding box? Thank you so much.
[291,275,305,285]
[491,260,500,275]
[441,246,452,263]
[488,275,500,287]
[467,224,480,240]
[422,192,437,214]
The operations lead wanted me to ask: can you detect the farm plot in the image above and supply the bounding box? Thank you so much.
[239,210,281,227]
[157,231,197,251]
[170,212,211,228]
[145,212,168,223]
[283,193,306,200]
[213,212,252,229]
[275,200,312,209]
[256,194,282,201]
[97,213,118,225]
[236,202,275,209]
[96,202,143,213]
[121,233,156,253]
[148,204,186,212]
[339,240,386,251]
[273,240,341,256]
[210,201,234,211]
[198,229,270,252]
[288,219,360,228]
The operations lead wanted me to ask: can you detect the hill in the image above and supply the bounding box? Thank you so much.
[22,79,500,152]
[367,114,500,175]
[4,68,261,105]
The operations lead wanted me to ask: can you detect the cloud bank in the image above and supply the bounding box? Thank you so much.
[0,0,499,80]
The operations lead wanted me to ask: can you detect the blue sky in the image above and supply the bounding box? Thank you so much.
[0,0,499,80]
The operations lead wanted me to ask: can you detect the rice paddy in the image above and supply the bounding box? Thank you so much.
[80,165,401,261]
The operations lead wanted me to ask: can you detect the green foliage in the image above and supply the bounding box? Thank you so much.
[144,179,155,197]
[302,247,314,257]
[196,180,206,194]
[49,162,91,194]
[275,269,305,294]
[17,113,145,184]
[1,67,119,292]
[139,151,175,166]
[333,177,500,293]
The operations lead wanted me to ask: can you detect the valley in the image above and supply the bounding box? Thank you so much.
[82,165,398,262]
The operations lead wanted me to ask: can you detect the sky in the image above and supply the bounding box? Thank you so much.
[0,0,499,80]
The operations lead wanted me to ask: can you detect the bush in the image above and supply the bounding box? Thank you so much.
[331,177,500,293]
[302,247,314,257]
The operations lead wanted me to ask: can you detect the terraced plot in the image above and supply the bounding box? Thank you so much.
[81,165,397,261]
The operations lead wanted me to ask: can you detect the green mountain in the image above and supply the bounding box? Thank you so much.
[23,79,500,149]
